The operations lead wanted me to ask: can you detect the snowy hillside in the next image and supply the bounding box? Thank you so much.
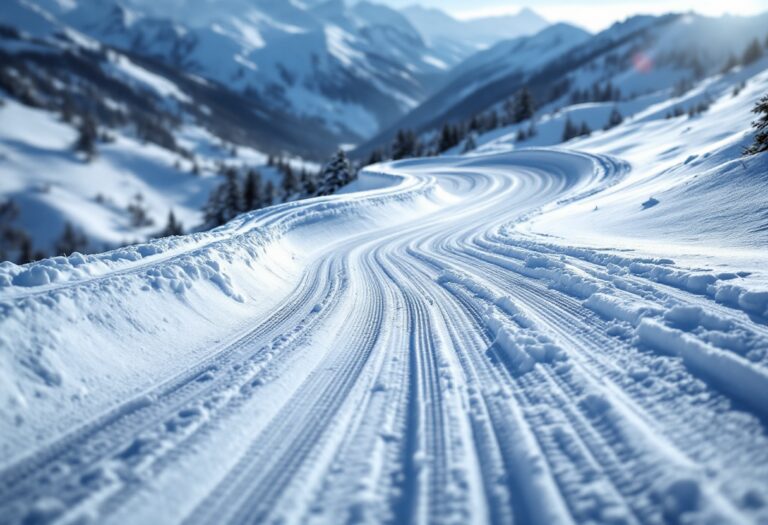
[20,0,471,146]
[362,11,768,153]
[1,23,768,523]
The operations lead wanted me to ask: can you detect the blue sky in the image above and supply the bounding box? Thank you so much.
[379,0,767,31]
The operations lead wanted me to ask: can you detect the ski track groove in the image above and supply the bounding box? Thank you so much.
[2,150,767,524]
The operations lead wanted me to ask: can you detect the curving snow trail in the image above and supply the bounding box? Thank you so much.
[1,150,768,525]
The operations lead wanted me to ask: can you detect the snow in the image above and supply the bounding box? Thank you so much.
[1,6,768,525]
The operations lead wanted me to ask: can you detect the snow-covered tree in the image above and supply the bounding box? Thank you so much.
[318,150,353,196]
[745,93,768,155]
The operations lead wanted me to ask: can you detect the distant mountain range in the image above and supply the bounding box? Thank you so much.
[358,10,768,156]
[5,0,549,157]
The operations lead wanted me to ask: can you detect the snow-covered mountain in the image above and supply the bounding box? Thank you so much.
[401,5,550,63]
[361,11,768,154]
[1,33,767,524]
[25,0,464,146]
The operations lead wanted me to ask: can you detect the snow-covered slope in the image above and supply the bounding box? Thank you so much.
[0,11,325,259]
[361,11,768,154]
[20,0,459,146]
[0,51,767,524]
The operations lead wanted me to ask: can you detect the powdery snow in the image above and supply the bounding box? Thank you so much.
[1,19,768,525]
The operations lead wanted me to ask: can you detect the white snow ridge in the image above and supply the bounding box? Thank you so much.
[2,3,768,525]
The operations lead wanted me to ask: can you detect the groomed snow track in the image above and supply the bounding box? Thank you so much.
[2,150,768,525]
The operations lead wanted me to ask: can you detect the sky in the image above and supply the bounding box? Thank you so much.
[380,0,768,31]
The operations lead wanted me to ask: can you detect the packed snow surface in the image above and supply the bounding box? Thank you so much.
[1,70,768,525]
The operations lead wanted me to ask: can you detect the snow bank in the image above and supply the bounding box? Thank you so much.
[636,319,768,418]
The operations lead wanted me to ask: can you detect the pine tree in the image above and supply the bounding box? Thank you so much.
[158,210,184,237]
[203,185,224,228]
[243,169,262,210]
[366,149,384,166]
[301,168,318,195]
[127,192,153,227]
[744,93,768,155]
[55,222,88,255]
[318,150,352,196]
[74,115,97,161]
[462,132,478,153]
[514,87,535,123]
[392,129,417,160]
[605,107,623,130]
[562,117,578,142]
[223,167,243,220]
[282,163,299,197]
[742,38,764,66]
[17,235,33,265]
[264,180,276,206]
[438,124,458,153]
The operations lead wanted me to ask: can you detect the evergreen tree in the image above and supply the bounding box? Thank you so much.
[282,163,299,197]
[392,129,418,160]
[744,93,768,155]
[562,117,578,142]
[55,222,88,255]
[301,168,318,195]
[127,192,153,228]
[462,132,478,153]
[438,124,459,153]
[17,235,34,265]
[366,149,384,166]
[264,180,276,206]
[742,38,764,66]
[605,107,623,130]
[318,150,352,196]
[74,115,97,161]
[158,210,184,237]
[243,169,262,210]
[503,97,516,125]
[203,185,227,228]
[223,167,243,220]
[514,87,535,123]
